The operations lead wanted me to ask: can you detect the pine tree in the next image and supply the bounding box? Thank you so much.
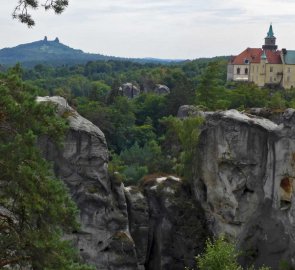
[13,0,68,27]
[0,68,93,269]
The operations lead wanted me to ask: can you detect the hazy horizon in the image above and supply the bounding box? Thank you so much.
[2,0,295,59]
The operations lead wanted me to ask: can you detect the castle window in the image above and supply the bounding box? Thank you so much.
[244,59,249,64]
[237,68,240,75]
[270,67,273,72]
[288,67,291,73]
[245,68,248,75]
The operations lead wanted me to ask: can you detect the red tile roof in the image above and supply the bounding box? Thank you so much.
[230,48,282,65]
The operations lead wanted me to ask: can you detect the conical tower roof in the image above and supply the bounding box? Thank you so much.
[267,24,274,38]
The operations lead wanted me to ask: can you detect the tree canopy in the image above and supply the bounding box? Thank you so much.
[0,67,92,269]
[13,0,69,27]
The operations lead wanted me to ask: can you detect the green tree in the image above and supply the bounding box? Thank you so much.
[13,0,68,27]
[114,140,165,185]
[89,81,111,101]
[196,236,270,270]
[227,83,268,109]
[0,70,92,269]
[268,92,286,110]
[165,71,196,115]
[196,236,242,270]
[196,61,228,110]
[196,236,271,270]
[160,116,203,180]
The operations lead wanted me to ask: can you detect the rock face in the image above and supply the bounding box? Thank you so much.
[120,83,140,99]
[37,97,207,270]
[154,84,170,95]
[177,105,207,119]
[194,109,295,269]
[38,96,295,269]
[125,176,207,270]
[37,97,138,270]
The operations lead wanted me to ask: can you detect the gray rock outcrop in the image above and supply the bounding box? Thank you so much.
[125,176,207,270]
[177,105,207,119]
[36,97,207,270]
[154,84,170,95]
[37,96,295,269]
[37,97,138,270]
[194,109,295,269]
[120,83,140,99]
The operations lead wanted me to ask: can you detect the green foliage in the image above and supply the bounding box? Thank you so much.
[160,116,203,180]
[196,236,242,270]
[268,92,286,110]
[0,70,92,269]
[122,165,149,186]
[13,0,68,27]
[196,61,228,110]
[110,139,166,185]
[226,83,268,109]
[20,57,295,189]
[196,236,271,270]
[279,260,295,270]
[134,93,167,128]
[89,80,111,101]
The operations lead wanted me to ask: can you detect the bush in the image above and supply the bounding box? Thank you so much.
[196,236,271,270]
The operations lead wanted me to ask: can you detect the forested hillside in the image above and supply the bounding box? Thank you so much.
[0,38,185,67]
[3,55,295,269]
[19,57,295,185]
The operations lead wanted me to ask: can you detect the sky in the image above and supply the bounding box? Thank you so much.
[2,0,295,59]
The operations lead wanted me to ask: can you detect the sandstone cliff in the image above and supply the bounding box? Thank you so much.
[37,97,206,270]
[193,108,295,269]
[37,96,295,269]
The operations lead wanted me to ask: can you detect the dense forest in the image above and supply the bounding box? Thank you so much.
[2,56,295,268]
[18,57,295,185]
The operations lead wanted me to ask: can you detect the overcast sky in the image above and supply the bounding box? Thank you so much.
[2,0,295,59]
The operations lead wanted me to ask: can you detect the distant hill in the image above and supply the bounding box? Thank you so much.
[0,37,184,67]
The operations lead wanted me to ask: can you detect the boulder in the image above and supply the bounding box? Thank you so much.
[120,83,140,99]
[154,84,170,95]
[177,105,207,119]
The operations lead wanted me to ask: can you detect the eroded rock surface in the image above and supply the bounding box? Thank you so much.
[125,176,207,270]
[154,84,170,95]
[37,97,138,270]
[37,97,206,270]
[120,83,140,99]
[37,96,295,269]
[194,109,295,269]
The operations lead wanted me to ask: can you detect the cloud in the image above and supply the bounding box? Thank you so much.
[2,0,295,58]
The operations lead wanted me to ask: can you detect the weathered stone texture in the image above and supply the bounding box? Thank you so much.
[37,97,138,270]
[37,97,206,270]
[194,109,295,269]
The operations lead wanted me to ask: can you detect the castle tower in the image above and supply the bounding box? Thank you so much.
[262,24,278,51]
